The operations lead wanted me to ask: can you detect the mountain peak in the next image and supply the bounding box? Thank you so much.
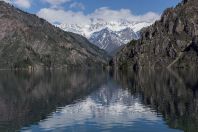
[58,19,153,54]
[0,1,12,10]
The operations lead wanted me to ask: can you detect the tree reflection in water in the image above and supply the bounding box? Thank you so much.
[115,69,198,132]
[0,70,108,131]
[0,69,197,132]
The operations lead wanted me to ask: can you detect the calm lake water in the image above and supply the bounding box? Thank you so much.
[0,69,197,132]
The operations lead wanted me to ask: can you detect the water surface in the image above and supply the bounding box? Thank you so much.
[0,69,197,132]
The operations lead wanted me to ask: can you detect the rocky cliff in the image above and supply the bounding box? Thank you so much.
[113,0,198,69]
[0,1,109,69]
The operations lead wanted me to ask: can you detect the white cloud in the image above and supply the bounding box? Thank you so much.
[37,7,160,25]
[43,0,71,5]
[1,0,31,8]
[14,0,31,8]
[37,8,89,25]
[89,7,160,23]
[70,2,85,10]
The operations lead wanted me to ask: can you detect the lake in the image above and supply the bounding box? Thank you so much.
[0,69,197,132]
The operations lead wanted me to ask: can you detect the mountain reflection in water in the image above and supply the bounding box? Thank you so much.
[0,69,197,132]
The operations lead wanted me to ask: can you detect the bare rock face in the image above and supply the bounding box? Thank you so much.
[113,0,198,69]
[0,1,109,69]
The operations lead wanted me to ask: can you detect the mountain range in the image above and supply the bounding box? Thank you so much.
[0,1,109,69]
[1,0,197,70]
[57,20,154,54]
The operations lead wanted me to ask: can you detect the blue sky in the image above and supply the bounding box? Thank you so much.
[72,0,181,15]
[4,0,181,24]
[21,0,182,14]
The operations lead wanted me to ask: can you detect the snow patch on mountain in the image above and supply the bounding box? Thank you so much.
[58,19,152,38]
[56,19,155,54]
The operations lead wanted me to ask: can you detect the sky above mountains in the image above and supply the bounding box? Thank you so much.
[2,0,181,25]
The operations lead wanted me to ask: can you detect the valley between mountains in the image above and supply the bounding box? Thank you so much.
[57,21,153,54]
[0,0,198,69]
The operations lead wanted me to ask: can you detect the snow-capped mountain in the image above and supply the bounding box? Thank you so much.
[89,27,138,54]
[57,19,154,54]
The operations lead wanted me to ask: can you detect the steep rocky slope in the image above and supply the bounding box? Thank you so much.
[0,1,109,69]
[113,0,198,69]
